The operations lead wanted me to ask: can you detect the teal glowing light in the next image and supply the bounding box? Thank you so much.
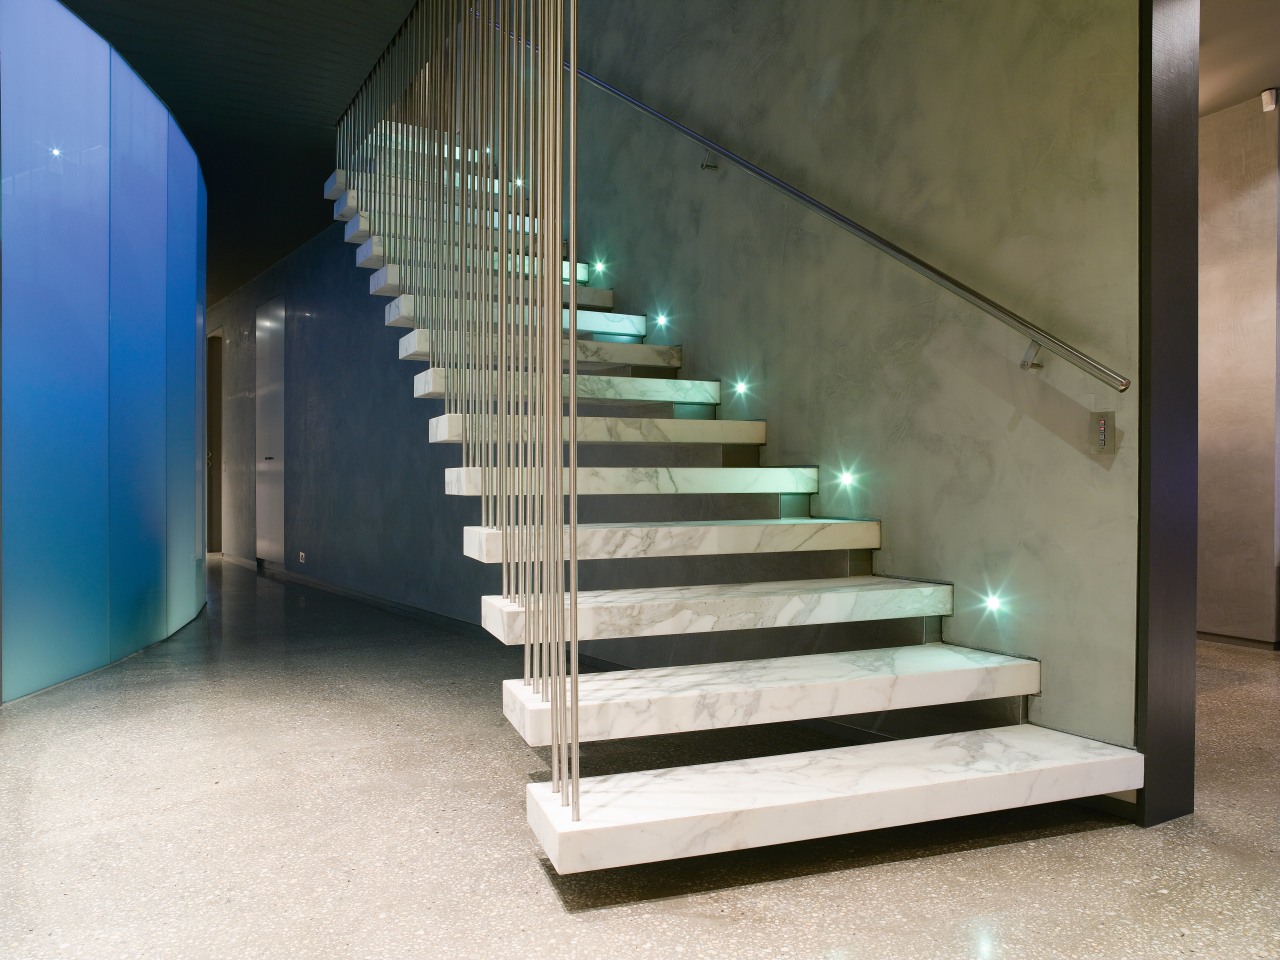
[593,260,605,273]
[734,381,747,395]
[656,314,668,326]
[838,471,854,486]
[984,594,1004,612]
[514,177,523,188]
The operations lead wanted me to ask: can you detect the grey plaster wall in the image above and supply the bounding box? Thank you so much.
[1197,99,1280,643]
[208,224,498,623]
[575,0,1141,745]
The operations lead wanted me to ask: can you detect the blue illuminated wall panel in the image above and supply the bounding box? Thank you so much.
[1,0,207,701]
[108,52,169,662]
[1,0,112,697]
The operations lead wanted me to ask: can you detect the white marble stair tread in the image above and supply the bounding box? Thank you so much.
[448,465,814,499]
[334,191,535,233]
[400,329,681,369]
[384,287,613,328]
[342,210,539,248]
[481,574,947,644]
[505,643,1040,746]
[464,518,879,562]
[429,413,765,445]
[414,368,717,404]
[528,724,1144,873]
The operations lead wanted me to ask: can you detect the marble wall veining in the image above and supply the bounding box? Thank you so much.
[575,0,1142,745]
[1197,99,1280,644]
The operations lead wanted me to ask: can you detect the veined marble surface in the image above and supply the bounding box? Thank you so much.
[482,574,950,643]
[355,236,385,270]
[369,264,401,297]
[527,724,1144,873]
[464,518,879,563]
[398,329,682,369]
[504,642,1040,745]
[414,368,718,404]
[447,465,815,498]
[384,294,414,329]
[343,213,371,244]
[384,291,613,332]
[428,413,765,445]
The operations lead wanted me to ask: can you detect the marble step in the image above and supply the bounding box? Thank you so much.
[326,168,507,200]
[464,518,879,563]
[481,574,948,644]
[343,210,538,246]
[414,367,718,405]
[384,287,614,327]
[528,724,1144,873]
[505,643,1040,747]
[400,329,681,369]
[334,191,535,233]
[447,465,816,499]
[355,236,587,282]
[429,413,765,445]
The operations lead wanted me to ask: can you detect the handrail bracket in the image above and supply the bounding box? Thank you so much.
[1020,341,1044,372]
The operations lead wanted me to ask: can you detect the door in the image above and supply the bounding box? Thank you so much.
[255,298,285,563]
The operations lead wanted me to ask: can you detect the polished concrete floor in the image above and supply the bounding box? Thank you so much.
[1,560,1276,960]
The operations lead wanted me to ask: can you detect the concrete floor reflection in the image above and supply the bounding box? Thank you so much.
[0,559,1276,960]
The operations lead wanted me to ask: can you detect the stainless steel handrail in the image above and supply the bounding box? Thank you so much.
[575,68,1131,393]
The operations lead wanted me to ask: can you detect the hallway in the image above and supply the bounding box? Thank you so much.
[1,560,1276,960]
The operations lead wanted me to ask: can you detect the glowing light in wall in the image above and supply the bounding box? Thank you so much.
[514,177,523,188]
[50,146,61,157]
[734,380,748,395]
[655,314,668,327]
[593,259,605,273]
[838,471,855,487]
[984,594,1004,613]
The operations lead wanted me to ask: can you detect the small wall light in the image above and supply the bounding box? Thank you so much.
[734,381,747,395]
[838,471,855,487]
[655,314,668,327]
[50,147,61,157]
[593,260,605,273]
[984,594,1004,613]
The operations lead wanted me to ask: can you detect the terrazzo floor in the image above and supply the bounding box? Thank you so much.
[0,559,1276,960]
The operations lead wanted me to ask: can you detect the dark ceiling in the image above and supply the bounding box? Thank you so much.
[57,0,1280,305]
[61,0,416,303]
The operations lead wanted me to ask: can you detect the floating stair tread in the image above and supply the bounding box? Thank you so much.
[415,368,717,404]
[465,518,879,562]
[429,413,765,445]
[528,724,1144,873]
[447,465,815,498]
[481,574,948,643]
[504,643,1040,746]
[384,288,615,328]
[399,329,681,368]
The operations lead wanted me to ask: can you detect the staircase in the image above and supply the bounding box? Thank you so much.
[324,161,1143,874]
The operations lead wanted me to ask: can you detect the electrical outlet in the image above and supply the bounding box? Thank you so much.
[1089,411,1116,456]
[298,551,306,563]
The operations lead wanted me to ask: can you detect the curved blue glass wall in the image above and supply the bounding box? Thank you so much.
[0,0,206,701]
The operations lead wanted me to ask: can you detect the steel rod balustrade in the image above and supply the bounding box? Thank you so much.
[336,0,582,816]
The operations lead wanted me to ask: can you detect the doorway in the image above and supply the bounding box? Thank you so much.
[206,333,223,553]
[255,298,285,564]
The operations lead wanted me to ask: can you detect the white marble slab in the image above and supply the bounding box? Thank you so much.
[344,213,371,244]
[464,518,879,563]
[414,368,719,404]
[504,643,1040,746]
[323,168,346,200]
[481,574,948,644]
[400,330,681,369]
[429,413,765,445]
[355,236,385,270]
[448,465,816,499]
[386,288,612,329]
[333,189,359,221]
[528,724,1144,873]
[369,264,401,297]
